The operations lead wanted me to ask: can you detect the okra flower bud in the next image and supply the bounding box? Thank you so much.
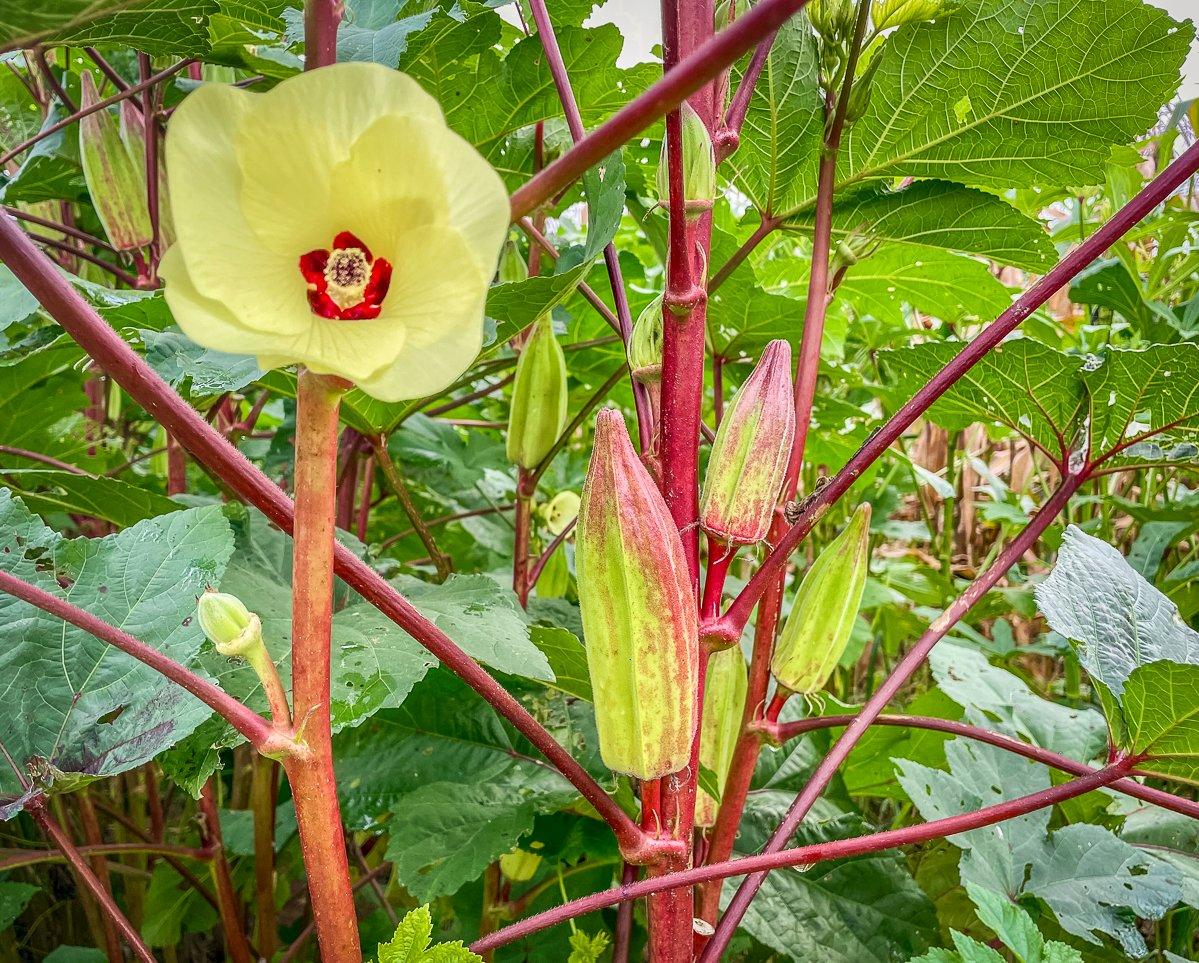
[79,72,152,251]
[809,0,856,40]
[700,340,795,545]
[197,590,263,659]
[577,409,698,780]
[695,646,748,827]
[771,503,871,694]
[656,104,716,218]
[498,239,528,284]
[541,490,580,535]
[507,316,568,469]
[629,295,664,384]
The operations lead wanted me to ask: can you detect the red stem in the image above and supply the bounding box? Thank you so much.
[28,798,155,963]
[702,472,1086,959]
[0,213,649,858]
[199,781,255,963]
[0,60,193,167]
[0,569,275,750]
[513,473,533,608]
[708,214,777,292]
[710,139,1199,643]
[284,370,361,963]
[526,517,576,592]
[472,757,1135,953]
[720,32,778,153]
[303,0,342,69]
[2,205,117,252]
[770,713,1199,820]
[509,0,813,219]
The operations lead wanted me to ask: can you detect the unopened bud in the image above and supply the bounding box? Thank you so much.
[507,316,568,469]
[498,239,528,284]
[695,646,748,827]
[535,543,571,599]
[808,0,855,40]
[499,847,542,882]
[844,49,883,124]
[577,410,698,779]
[197,590,263,659]
[629,295,664,384]
[771,503,871,694]
[700,340,795,545]
[78,72,152,251]
[656,104,716,219]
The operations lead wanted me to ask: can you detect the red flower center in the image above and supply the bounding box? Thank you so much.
[299,231,393,320]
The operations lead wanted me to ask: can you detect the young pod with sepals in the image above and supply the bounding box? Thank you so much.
[695,645,748,827]
[700,340,795,545]
[576,409,699,780]
[507,315,568,470]
[771,502,872,695]
[656,103,717,219]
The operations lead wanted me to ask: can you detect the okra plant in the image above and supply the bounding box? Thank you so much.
[0,0,1197,961]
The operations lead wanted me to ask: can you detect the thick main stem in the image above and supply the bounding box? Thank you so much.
[701,472,1086,958]
[472,757,1134,953]
[284,370,362,962]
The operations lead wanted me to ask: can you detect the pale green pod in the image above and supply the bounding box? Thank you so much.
[771,503,872,694]
[507,316,568,469]
[498,239,529,283]
[700,340,795,545]
[78,72,152,251]
[656,103,716,217]
[629,295,664,384]
[695,645,748,827]
[577,409,698,780]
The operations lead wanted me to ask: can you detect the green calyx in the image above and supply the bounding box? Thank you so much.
[507,316,568,470]
[771,502,872,694]
[197,590,264,660]
[629,295,665,383]
[656,103,716,218]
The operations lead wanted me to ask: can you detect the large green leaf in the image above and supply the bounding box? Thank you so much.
[1,469,179,527]
[784,183,1056,271]
[142,326,263,396]
[766,0,1192,219]
[0,491,233,814]
[0,0,218,56]
[898,738,1180,955]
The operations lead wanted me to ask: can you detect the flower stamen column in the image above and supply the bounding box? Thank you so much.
[284,368,362,963]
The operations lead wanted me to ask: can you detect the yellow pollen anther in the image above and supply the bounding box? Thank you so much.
[324,247,370,309]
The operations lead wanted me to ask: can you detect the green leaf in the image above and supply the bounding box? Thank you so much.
[487,260,593,347]
[1069,259,1168,334]
[581,151,625,261]
[567,929,611,963]
[2,470,180,527]
[964,884,1051,963]
[385,781,540,901]
[0,880,39,930]
[140,862,218,946]
[1083,345,1199,471]
[835,246,1013,326]
[769,0,1193,219]
[142,326,263,395]
[529,624,592,700]
[377,904,481,962]
[0,492,233,814]
[784,183,1056,271]
[43,949,107,963]
[898,738,1181,956]
[0,263,39,333]
[724,11,822,218]
[880,339,1085,459]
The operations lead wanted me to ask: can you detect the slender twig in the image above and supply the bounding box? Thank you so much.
[199,781,255,963]
[84,48,133,97]
[377,502,518,552]
[702,473,1086,958]
[708,214,777,292]
[0,841,212,872]
[719,32,779,156]
[0,569,277,751]
[0,445,88,474]
[518,217,622,334]
[26,232,139,287]
[251,755,279,957]
[3,206,118,252]
[0,60,192,166]
[350,833,397,923]
[27,798,155,963]
[474,757,1135,953]
[0,204,656,864]
[708,139,1199,644]
[509,0,814,219]
[422,372,515,418]
[32,47,76,113]
[526,517,576,592]
[372,437,453,581]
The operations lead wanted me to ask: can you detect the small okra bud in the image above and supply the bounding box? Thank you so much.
[78,72,152,251]
[629,295,664,384]
[197,590,264,659]
[577,409,698,780]
[541,490,580,536]
[499,847,542,882]
[844,48,884,124]
[808,0,856,41]
[700,340,795,546]
[656,103,717,219]
[771,503,872,695]
[497,239,529,284]
[695,645,748,827]
[507,316,568,470]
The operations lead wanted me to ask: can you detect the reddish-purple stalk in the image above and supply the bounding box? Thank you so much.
[473,755,1136,953]
[526,517,577,592]
[708,214,778,292]
[768,713,1199,820]
[717,31,778,158]
[2,205,118,252]
[25,231,139,287]
[514,468,535,608]
[709,138,1199,645]
[0,569,277,751]
[526,0,653,449]
[26,797,156,963]
[0,60,192,167]
[85,48,133,97]
[510,0,813,219]
[701,470,1087,958]
[0,187,651,862]
[0,841,212,872]
[199,780,255,963]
